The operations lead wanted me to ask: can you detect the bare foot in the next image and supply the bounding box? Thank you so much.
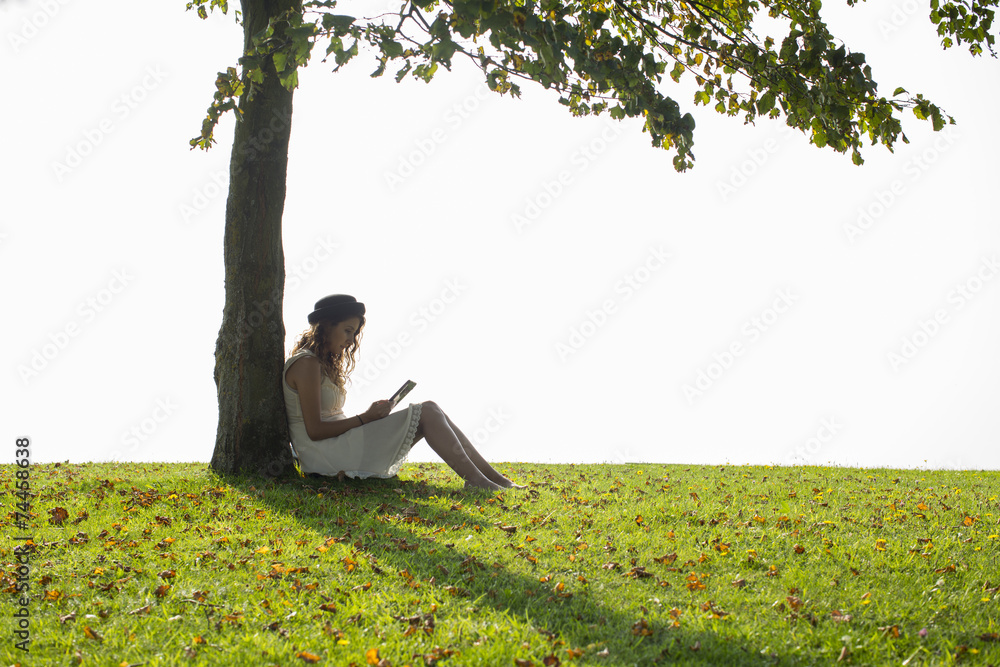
[463,480,503,491]
[493,476,525,489]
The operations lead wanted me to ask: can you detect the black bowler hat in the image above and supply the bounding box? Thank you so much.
[307,294,365,325]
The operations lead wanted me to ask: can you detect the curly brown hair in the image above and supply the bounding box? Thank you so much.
[290,316,365,389]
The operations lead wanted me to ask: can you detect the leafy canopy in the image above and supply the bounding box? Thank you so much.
[187,0,997,171]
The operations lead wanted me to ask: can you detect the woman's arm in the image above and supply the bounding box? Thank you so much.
[286,355,367,440]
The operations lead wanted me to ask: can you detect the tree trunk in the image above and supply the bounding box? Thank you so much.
[210,0,300,476]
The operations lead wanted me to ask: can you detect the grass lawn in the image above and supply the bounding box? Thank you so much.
[2,461,999,666]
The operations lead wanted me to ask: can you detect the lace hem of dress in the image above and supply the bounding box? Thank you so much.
[345,402,423,480]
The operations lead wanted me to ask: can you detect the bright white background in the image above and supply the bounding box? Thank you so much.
[2,0,998,469]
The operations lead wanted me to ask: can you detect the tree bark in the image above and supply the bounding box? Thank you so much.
[210,0,301,476]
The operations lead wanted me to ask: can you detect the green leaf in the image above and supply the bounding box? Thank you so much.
[432,39,458,63]
[756,91,775,114]
[335,40,359,67]
[191,0,970,170]
[430,14,450,39]
[278,69,298,90]
[683,23,703,40]
[321,14,356,36]
[931,109,945,131]
[395,61,412,82]
[382,40,404,59]
[670,61,685,83]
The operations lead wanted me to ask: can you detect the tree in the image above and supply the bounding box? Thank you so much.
[189,0,997,475]
[203,0,301,476]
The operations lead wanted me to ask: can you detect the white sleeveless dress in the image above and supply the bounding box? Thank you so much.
[282,349,422,478]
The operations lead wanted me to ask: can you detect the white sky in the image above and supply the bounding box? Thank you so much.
[3,0,998,470]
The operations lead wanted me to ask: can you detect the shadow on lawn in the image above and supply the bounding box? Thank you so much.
[223,468,790,667]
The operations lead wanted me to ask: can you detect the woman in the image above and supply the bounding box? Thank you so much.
[283,294,521,490]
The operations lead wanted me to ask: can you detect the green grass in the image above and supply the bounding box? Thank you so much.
[2,462,999,666]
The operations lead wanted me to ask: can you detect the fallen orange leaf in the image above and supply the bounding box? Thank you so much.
[878,624,900,638]
[48,507,69,526]
[631,618,653,636]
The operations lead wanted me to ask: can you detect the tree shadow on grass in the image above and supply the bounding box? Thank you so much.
[222,467,795,667]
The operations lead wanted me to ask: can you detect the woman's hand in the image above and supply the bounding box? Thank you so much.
[361,400,392,423]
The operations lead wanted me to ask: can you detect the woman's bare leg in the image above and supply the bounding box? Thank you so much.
[444,415,523,488]
[416,401,501,490]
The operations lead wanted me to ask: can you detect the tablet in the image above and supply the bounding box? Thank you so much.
[388,380,416,408]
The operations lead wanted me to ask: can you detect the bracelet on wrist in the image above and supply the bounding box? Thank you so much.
[357,414,365,425]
